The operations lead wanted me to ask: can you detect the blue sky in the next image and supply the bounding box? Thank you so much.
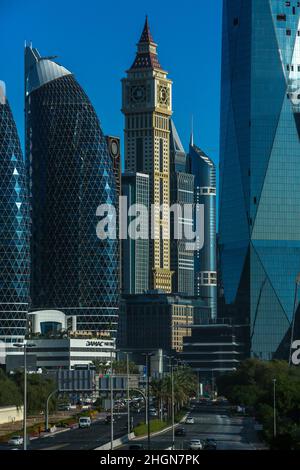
[1,0,222,168]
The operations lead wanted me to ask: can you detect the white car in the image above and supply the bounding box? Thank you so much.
[185,416,195,424]
[8,436,23,446]
[79,417,91,428]
[189,439,203,451]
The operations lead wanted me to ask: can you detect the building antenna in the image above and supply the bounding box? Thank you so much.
[190,115,194,147]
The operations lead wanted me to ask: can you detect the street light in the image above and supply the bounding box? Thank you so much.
[272,379,277,439]
[13,341,36,451]
[164,355,175,450]
[123,351,132,435]
[142,352,154,451]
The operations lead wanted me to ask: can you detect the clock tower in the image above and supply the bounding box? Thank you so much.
[122,17,173,292]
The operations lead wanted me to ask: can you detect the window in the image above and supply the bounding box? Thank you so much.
[233,17,239,26]
[277,14,286,21]
[287,29,291,36]
[287,65,290,71]
[286,1,291,5]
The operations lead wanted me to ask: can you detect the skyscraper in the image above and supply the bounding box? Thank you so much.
[25,46,119,334]
[170,120,194,296]
[188,141,217,318]
[122,17,173,292]
[0,82,30,342]
[219,1,300,359]
[121,172,149,294]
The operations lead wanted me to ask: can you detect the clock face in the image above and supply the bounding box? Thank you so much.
[110,140,119,157]
[131,85,146,103]
[158,85,169,106]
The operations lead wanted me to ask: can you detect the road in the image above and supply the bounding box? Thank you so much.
[121,403,264,451]
[0,410,145,451]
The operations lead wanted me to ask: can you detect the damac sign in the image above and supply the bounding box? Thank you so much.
[291,341,300,365]
[85,341,105,347]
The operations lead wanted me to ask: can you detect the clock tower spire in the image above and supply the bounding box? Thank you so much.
[122,17,173,293]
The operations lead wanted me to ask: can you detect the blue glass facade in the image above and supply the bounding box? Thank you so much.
[25,46,119,334]
[0,85,30,341]
[188,144,217,318]
[219,0,300,359]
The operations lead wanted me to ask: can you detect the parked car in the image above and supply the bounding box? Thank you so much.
[203,438,217,450]
[175,427,186,437]
[79,417,91,428]
[185,416,195,425]
[129,443,144,450]
[188,439,203,451]
[149,410,158,417]
[8,436,23,446]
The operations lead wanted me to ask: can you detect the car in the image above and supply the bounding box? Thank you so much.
[129,443,144,450]
[203,439,217,450]
[79,417,91,428]
[185,416,195,425]
[8,436,23,446]
[175,427,186,436]
[188,439,203,451]
[149,410,158,417]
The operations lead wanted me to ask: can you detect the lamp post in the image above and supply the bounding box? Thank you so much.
[110,348,114,451]
[289,274,300,366]
[273,379,277,439]
[124,352,131,435]
[13,341,35,450]
[164,355,175,450]
[143,352,154,451]
[171,361,175,450]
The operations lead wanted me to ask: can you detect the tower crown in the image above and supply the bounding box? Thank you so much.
[130,16,162,71]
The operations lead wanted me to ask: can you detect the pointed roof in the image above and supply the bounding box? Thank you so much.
[130,17,162,71]
[25,45,71,96]
[139,16,155,44]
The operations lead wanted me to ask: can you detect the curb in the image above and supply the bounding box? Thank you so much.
[131,413,189,441]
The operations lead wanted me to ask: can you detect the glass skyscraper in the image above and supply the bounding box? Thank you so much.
[121,172,149,294]
[219,1,300,359]
[25,46,119,334]
[188,141,217,318]
[170,120,195,296]
[0,82,30,342]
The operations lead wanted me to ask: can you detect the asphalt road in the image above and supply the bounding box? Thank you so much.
[121,404,263,451]
[0,410,145,451]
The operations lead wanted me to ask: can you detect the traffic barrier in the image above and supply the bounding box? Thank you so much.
[94,433,135,450]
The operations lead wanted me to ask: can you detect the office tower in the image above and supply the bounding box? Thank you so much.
[25,46,119,334]
[0,82,30,342]
[188,141,217,318]
[123,292,194,353]
[170,120,194,296]
[122,17,173,292]
[121,172,149,294]
[219,1,300,359]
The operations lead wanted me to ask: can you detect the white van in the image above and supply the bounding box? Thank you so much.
[79,417,91,429]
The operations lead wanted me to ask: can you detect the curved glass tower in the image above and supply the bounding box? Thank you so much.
[25,46,119,334]
[220,1,300,359]
[188,142,217,318]
[0,82,30,342]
